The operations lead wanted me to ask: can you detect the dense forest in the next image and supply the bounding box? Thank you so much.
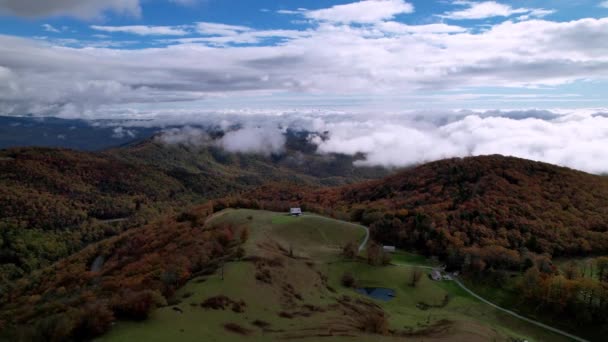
[3,147,608,338]
[0,138,388,289]
[237,155,608,333]
[0,202,240,341]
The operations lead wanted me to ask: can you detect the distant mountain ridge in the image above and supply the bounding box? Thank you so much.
[0,116,158,151]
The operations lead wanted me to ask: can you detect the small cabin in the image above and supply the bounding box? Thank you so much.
[382,246,396,253]
[430,269,442,281]
[290,208,302,216]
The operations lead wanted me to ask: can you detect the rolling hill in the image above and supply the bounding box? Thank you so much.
[0,136,389,288]
[247,155,608,259]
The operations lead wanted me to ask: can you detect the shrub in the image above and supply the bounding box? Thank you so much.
[342,242,358,260]
[72,304,114,340]
[341,272,356,288]
[223,323,252,335]
[111,290,156,320]
[359,312,389,335]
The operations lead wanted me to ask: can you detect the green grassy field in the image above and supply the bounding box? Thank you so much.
[101,209,570,342]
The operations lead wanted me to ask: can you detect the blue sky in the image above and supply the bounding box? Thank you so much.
[0,0,607,114]
[2,1,606,47]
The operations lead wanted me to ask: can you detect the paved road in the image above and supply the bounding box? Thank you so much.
[358,225,369,252]
[390,262,588,342]
[451,277,588,342]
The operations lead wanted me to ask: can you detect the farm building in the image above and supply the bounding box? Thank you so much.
[430,269,442,281]
[382,246,396,253]
[290,208,302,216]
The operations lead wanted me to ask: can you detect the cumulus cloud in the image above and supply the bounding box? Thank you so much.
[441,1,551,20]
[600,1,608,9]
[303,0,414,23]
[0,0,142,19]
[2,16,608,117]
[91,25,190,36]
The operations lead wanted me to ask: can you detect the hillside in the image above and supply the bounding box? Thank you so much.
[0,139,389,287]
[107,131,388,187]
[247,155,608,258]
[101,210,566,342]
[0,203,236,340]
[238,155,608,338]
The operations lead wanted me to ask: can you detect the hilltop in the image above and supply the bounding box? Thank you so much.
[248,155,608,258]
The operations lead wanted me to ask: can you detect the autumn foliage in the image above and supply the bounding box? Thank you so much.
[0,203,237,340]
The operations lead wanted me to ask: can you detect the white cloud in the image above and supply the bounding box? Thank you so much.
[156,126,211,145]
[1,14,608,116]
[308,110,608,174]
[219,127,286,155]
[442,1,546,20]
[99,108,608,174]
[600,1,608,9]
[111,126,136,139]
[304,0,414,23]
[516,9,555,21]
[157,125,286,155]
[42,24,61,33]
[195,22,251,36]
[91,25,189,36]
[376,21,467,34]
[0,0,142,19]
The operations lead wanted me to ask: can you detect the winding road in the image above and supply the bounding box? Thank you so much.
[358,225,369,252]
[451,277,588,342]
[355,228,588,342]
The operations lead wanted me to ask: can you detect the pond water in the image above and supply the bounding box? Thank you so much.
[356,287,396,301]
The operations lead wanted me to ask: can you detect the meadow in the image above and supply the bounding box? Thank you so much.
[101,209,569,341]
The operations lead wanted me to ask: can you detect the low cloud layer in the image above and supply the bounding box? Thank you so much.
[313,112,608,174]
[139,108,608,174]
[157,125,286,156]
[219,127,286,155]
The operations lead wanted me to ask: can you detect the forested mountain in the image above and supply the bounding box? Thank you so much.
[3,152,608,339]
[247,155,608,258]
[0,202,232,340]
[0,138,389,287]
[239,155,608,334]
[0,116,157,151]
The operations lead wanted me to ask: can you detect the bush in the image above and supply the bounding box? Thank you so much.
[112,290,156,320]
[341,272,356,288]
[72,304,114,340]
[359,312,389,335]
[223,322,252,335]
[342,242,358,260]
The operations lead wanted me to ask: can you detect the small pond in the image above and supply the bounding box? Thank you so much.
[356,287,396,301]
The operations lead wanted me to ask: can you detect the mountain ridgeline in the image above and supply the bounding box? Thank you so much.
[246,155,608,259]
[0,133,388,285]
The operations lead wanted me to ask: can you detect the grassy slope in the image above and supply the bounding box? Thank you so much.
[102,210,568,342]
